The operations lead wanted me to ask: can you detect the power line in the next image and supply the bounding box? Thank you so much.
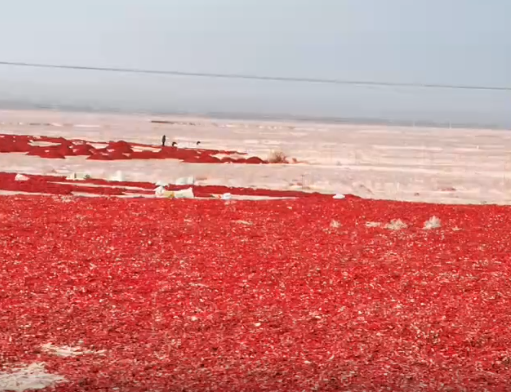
[0,60,509,92]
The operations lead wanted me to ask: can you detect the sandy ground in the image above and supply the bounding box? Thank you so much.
[1,109,511,204]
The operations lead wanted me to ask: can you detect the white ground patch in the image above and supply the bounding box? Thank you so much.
[41,343,106,358]
[0,190,49,196]
[212,153,247,160]
[330,220,341,228]
[51,181,148,191]
[28,141,60,147]
[385,219,408,230]
[424,216,442,230]
[211,194,295,201]
[118,193,160,199]
[132,146,160,152]
[70,192,107,198]
[2,109,511,205]
[73,124,101,128]
[234,220,253,225]
[88,143,108,149]
[0,363,66,392]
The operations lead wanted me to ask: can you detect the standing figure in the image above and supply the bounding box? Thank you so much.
[161,135,166,147]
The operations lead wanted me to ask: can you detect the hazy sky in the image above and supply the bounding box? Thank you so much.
[0,0,509,126]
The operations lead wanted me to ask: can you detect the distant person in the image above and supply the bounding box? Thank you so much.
[196,141,201,147]
[161,135,166,147]
[172,141,177,147]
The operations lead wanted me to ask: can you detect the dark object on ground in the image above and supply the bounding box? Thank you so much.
[172,141,177,147]
[197,141,201,146]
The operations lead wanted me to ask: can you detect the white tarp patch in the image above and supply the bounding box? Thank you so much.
[0,363,66,392]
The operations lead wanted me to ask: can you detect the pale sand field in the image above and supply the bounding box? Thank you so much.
[1,109,511,204]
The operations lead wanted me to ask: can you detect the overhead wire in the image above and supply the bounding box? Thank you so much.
[0,61,509,92]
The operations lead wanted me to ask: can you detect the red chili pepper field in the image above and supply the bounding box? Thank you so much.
[1,194,511,390]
